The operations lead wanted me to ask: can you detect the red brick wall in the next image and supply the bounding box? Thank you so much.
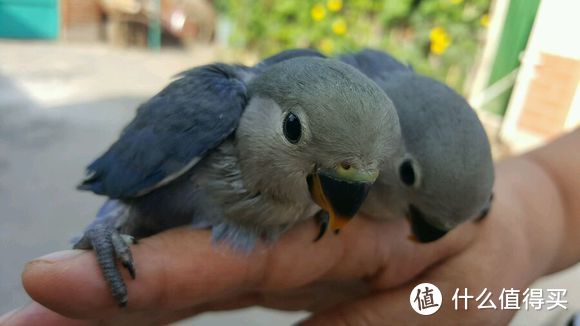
[517,53,580,138]
[61,0,102,30]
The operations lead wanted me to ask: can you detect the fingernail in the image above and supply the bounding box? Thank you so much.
[35,250,84,262]
[0,308,21,325]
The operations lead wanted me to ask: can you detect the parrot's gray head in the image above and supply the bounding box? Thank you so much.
[382,73,494,242]
[237,57,402,233]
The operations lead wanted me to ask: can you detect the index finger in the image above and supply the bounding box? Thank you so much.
[22,214,469,320]
[21,220,344,319]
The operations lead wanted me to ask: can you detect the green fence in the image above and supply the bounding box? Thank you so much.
[484,0,541,115]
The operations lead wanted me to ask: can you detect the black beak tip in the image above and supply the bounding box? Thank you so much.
[308,172,374,242]
[313,211,329,242]
[318,172,372,217]
[408,205,449,243]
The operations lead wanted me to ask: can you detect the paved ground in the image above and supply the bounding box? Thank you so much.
[0,40,578,325]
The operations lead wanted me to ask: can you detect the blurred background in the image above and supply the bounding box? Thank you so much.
[0,0,578,325]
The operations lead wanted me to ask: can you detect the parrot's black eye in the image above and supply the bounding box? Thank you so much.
[399,159,416,186]
[283,112,302,144]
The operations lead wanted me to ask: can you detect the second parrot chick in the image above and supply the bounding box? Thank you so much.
[73,56,404,306]
[340,49,495,243]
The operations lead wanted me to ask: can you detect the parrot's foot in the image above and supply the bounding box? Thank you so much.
[314,210,330,242]
[73,224,137,307]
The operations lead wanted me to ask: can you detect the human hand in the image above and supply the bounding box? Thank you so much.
[0,155,567,325]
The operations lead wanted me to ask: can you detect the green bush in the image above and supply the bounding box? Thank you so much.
[216,0,490,93]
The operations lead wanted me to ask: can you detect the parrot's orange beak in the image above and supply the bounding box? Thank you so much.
[307,166,377,238]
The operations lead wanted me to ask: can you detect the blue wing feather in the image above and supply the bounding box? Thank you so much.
[78,64,249,198]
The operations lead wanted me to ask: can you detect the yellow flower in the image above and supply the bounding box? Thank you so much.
[311,4,326,21]
[327,0,343,12]
[429,27,452,55]
[480,14,490,28]
[331,18,347,35]
[319,39,334,54]
[450,0,463,4]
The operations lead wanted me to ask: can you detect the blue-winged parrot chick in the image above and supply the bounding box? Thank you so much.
[339,49,494,243]
[73,54,404,306]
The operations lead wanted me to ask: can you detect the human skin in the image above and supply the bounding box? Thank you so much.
[1,129,578,325]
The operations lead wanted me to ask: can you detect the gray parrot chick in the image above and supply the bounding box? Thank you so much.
[73,56,403,306]
[235,58,403,234]
[361,71,494,242]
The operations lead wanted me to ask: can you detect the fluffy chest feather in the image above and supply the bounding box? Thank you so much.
[196,139,320,229]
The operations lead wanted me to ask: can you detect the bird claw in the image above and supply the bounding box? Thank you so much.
[111,231,136,280]
[73,224,137,307]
